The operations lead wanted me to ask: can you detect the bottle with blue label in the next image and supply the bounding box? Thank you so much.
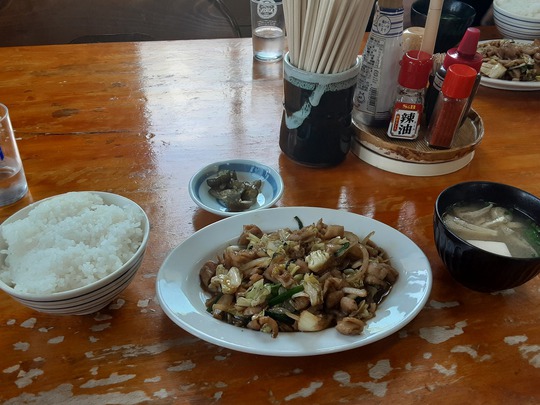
[352,0,404,127]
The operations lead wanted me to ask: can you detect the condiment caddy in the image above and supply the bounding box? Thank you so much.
[351,7,483,176]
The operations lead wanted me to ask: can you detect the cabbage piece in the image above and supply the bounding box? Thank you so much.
[480,61,507,79]
[236,279,272,307]
[209,265,242,294]
[305,250,330,272]
[301,273,323,306]
[297,310,331,332]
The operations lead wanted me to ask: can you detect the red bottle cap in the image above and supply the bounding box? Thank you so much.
[398,50,433,90]
[443,28,483,72]
[441,64,477,99]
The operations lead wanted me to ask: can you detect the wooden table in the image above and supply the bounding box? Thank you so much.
[1,28,540,404]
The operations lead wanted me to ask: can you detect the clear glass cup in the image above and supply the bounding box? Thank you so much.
[0,103,28,206]
[250,0,285,62]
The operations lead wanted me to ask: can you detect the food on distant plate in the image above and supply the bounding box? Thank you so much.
[443,202,540,258]
[199,218,399,338]
[478,39,540,81]
[206,170,262,212]
[0,192,145,294]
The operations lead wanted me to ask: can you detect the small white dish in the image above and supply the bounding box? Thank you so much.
[188,159,284,217]
[156,207,432,357]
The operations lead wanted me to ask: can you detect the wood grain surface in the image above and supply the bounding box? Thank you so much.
[1,27,539,404]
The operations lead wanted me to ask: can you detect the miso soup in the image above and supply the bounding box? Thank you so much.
[442,201,540,258]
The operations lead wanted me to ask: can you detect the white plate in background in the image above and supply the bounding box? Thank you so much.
[478,39,540,91]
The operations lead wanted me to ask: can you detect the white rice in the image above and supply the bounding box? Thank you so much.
[0,192,144,295]
[496,0,540,18]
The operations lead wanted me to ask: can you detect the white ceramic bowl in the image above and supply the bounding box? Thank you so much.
[0,191,150,315]
[189,159,284,217]
[494,0,540,40]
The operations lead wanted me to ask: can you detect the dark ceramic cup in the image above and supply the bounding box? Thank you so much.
[411,0,476,54]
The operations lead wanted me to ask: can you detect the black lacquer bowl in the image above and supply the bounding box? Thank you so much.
[434,181,540,292]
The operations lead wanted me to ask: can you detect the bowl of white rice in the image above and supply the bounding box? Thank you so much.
[0,191,150,315]
[494,0,540,40]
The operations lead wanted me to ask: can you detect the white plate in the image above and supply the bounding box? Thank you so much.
[188,159,284,217]
[478,39,540,91]
[156,207,432,357]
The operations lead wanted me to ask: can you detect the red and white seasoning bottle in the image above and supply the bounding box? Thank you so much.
[427,64,477,149]
[387,50,433,140]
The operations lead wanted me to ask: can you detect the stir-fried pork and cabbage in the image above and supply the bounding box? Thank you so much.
[478,39,540,82]
[199,219,399,338]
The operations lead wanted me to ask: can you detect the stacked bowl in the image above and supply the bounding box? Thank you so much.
[493,0,540,40]
[0,191,150,315]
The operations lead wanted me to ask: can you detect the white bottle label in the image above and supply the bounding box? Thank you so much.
[387,102,422,139]
[354,6,404,122]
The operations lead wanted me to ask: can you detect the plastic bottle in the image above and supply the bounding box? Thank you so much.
[387,50,433,140]
[424,27,483,125]
[402,26,425,55]
[427,64,477,149]
[352,0,403,127]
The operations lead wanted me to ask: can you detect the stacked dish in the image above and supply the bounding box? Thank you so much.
[493,0,540,40]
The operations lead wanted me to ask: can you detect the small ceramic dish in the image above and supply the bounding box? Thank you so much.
[188,159,284,217]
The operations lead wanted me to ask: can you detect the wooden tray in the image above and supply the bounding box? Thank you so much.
[353,109,484,163]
